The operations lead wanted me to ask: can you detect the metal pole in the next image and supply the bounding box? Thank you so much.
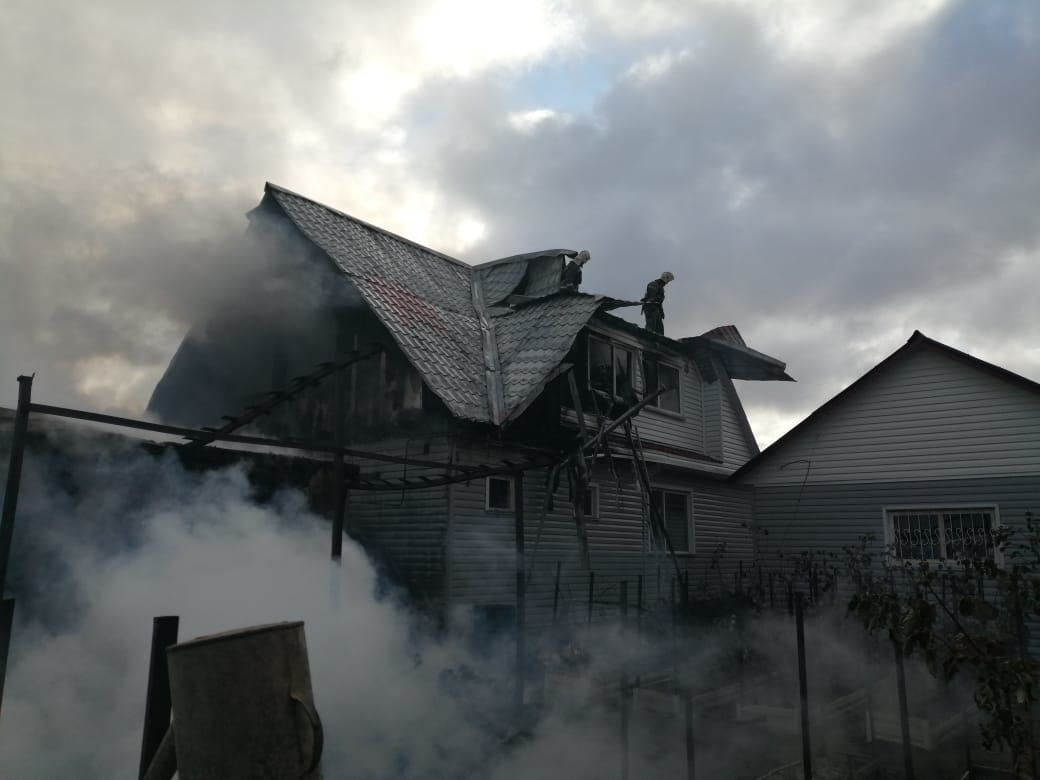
[893,639,915,780]
[514,471,525,712]
[0,376,33,592]
[587,570,595,627]
[0,598,13,714]
[552,561,561,627]
[0,375,32,716]
[795,593,812,780]
[620,673,630,780]
[331,348,346,560]
[683,686,695,780]
[138,616,180,779]
[636,574,643,637]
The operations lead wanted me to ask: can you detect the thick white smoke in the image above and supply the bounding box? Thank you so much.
[0,422,986,778]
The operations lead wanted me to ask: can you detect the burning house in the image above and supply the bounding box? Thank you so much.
[148,183,794,626]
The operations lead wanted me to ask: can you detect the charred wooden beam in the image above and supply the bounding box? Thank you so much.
[183,345,383,449]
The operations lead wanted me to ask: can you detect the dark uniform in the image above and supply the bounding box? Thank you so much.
[560,260,583,291]
[642,278,666,334]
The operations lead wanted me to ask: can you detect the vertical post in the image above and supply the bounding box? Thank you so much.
[0,376,33,593]
[552,561,561,627]
[331,337,348,560]
[138,616,179,779]
[620,673,630,780]
[893,639,915,780]
[514,471,525,713]
[795,593,812,780]
[0,375,32,715]
[619,580,628,622]
[683,686,695,780]
[587,571,595,627]
[0,598,13,714]
[636,575,643,636]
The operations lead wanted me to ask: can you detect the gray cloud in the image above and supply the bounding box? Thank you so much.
[1,0,1037,444]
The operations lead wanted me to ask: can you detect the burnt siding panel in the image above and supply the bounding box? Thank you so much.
[752,475,1040,657]
[347,437,451,599]
[744,348,1040,485]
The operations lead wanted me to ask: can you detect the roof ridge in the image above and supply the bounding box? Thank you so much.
[264,182,473,272]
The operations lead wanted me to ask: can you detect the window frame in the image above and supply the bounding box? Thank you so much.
[641,354,683,416]
[581,483,600,520]
[485,476,515,511]
[881,504,1001,564]
[587,335,634,400]
[649,487,693,554]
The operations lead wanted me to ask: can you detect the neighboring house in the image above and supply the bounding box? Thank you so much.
[149,183,793,626]
[733,331,1040,651]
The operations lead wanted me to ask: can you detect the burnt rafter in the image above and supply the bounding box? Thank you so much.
[184,345,384,449]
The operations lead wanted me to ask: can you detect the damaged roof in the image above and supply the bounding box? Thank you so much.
[262,183,617,425]
[259,183,791,426]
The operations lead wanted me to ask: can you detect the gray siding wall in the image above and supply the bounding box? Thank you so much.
[448,441,755,628]
[347,437,452,599]
[752,476,1040,656]
[744,348,1040,485]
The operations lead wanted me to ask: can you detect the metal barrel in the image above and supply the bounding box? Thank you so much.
[166,621,323,779]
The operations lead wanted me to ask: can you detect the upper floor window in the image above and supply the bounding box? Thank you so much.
[886,507,997,562]
[642,356,681,414]
[589,336,634,400]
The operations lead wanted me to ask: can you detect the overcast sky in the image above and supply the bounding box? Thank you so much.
[2,0,1037,446]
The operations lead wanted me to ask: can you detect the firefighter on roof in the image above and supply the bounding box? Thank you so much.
[641,271,673,335]
[560,250,591,292]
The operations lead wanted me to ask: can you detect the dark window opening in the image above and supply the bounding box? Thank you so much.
[487,476,515,511]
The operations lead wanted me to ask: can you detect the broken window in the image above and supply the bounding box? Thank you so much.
[486,476,515,511]
[887,507,997,562]
[642,356,681,413]
[588,337,634,400]
[651,489,691,553]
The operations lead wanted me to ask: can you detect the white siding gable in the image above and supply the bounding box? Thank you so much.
[741,344,1040,485]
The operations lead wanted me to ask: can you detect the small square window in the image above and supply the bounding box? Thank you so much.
[486,476,514,511]
[581,484,600,520]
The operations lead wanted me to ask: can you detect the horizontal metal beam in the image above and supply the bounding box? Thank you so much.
[26,403,482,474]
